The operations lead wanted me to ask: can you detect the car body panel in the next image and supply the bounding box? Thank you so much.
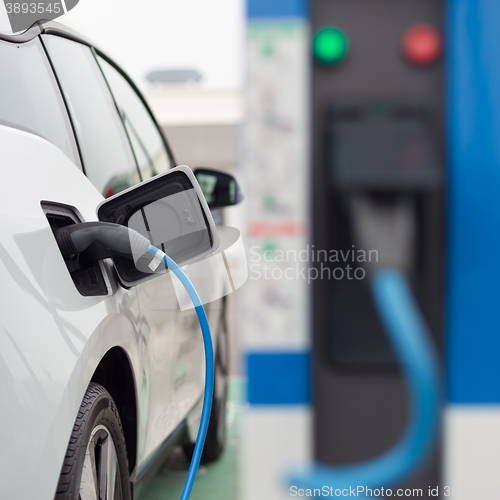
[0,125,219,498]
[0,125,143,498]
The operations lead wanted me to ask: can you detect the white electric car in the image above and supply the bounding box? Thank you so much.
[0,22,239,500]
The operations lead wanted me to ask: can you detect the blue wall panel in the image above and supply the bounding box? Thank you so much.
[447,0,500,403]
[247,352,311,405]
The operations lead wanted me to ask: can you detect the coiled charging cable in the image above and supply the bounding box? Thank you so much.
[289,269,440,496]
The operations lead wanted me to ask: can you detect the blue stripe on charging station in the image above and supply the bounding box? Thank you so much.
[247,352,310,405]
[247,0,309,406]
[247,0,307,18]
[447,0,500,403]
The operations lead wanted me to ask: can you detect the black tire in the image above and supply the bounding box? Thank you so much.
[184,311,228,463]
[55,383,131,500]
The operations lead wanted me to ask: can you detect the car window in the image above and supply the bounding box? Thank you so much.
[42,36,140,198]
[97,56,172,181]
[0,38,78,165]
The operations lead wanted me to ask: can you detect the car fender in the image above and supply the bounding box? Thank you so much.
[0,125,145,499]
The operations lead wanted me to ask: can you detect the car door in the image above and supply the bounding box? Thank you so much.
[94,54,220,458]
[0,34,143,499]
[40,34,179,469]
[93,53,187,464]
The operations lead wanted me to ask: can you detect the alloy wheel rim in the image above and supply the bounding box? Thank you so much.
[79,424,122,500]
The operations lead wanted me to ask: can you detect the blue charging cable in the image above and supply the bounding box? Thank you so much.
[53,223,215,500]
[147,244,215,500]
[289,269,440,496]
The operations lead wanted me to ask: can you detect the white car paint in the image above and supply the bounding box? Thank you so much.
[0,123,222,498]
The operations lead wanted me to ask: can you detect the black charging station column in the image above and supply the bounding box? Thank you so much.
[311,0,445,495]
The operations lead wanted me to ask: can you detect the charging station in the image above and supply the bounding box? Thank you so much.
[243,1,500,499]
[312,0,444,494]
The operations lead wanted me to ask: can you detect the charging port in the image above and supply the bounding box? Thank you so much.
[42,201,110,296]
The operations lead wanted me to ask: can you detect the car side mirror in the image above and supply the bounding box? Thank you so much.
[193,167,244,209]
[97,165,219,287]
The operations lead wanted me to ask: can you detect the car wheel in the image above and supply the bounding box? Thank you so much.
[185,310,228,463]
[55,383,132,500]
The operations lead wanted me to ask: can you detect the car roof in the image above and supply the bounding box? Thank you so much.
[0,20,100,50]
[0,20,178,166]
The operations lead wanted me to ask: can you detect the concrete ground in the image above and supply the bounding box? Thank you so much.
[140,379,244,500]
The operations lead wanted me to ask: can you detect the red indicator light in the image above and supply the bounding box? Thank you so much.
[402,24,443,66]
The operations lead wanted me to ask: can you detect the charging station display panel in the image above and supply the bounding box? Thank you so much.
[330,104,441,191]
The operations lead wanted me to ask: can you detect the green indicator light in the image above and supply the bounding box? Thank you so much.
[313,27,348,64]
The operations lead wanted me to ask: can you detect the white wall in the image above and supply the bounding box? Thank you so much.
[59,0,245,90]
